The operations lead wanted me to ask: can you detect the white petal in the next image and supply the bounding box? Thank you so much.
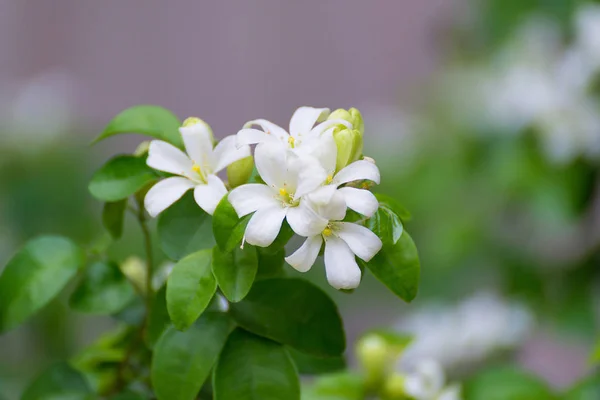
[193,174,228,215]
[289,106,330,137]
[255,143,287,189]
[285,235,323,272]
[228,183,278,217]
[307,185,337,205]
[324,236,362,289]
[244,205,287,247]
[335,222,382,261]
[147,140,194,177]
[333,160,381,186]
[438,384,462,400]
[312,190,347,221]
[236,128,280,147]
[180,123,215,168]
[212,135,251,173]
[244,119,289,141]
[144,177,195,217]
[310,118,352,136]
[404,360,446,399]
[286,202,328,237]
[337,187,379,217]
[301,128,337,174]
[294,157,328,198]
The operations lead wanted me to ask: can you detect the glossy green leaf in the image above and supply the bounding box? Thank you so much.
[152,313,233,400]
[212,196,250,252]
[0,236,84,333]
[229,278,345,356]
[158,192,214,260]
[89,155,157,202]
[69,261,135,314]
[374,193,411,222]
[287,347,346,375]
[366,204,403,245]
[166,249,216,331]
[361,231,420,302]
[213,328,300,400]
[145,286,170,348]
[22,362,93,400]
[212,246,258,302]
[464,366,556,400]
[93,105,183,148]
[256,248,286,280]
[102,200,127,239]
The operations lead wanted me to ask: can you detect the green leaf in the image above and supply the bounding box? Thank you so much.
[229,278,345,357]
[89,155,157,202]
[0,236,84,333]
[158,192,215,260]
[256,248,286,280]
[69,261,135,314]
[166,249,216,331]
[302,372,364,400]
[464,366,556,400]
[152,313,233,400]
[93,105,183,148]
[563,374,600,400]
[213,328,300,400]
[591,337,600,366]
[366,204,403,245]
[102,200,127,239]
[145,285,170,348]
[22,362,93,400]
[374,193,411,222]
[212,246,258,302]
[287,347,346,375]
[111,392,147,400]
[361,231,420,302]
[212,196,250,252]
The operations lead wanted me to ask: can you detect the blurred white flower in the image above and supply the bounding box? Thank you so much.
[403,360,462,400]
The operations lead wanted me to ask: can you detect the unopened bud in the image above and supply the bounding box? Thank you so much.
[120,257,147,295]
[329,108,364,136]
[333,128,362,172]
[181,117,215,144]
[227,156,254,188]
[134,141,151,157]
[356,334,392,387]
[382,373,407,400]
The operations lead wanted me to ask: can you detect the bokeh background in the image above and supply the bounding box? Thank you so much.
[1,0,599,398]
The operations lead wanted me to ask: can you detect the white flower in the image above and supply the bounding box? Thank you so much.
[404,360,461,400]
[236,106,351,150]
[144,118,250,217]
[227,143,330,247]
[284,191,383,289]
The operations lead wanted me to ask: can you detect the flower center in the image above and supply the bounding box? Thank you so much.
[288,136,295,148]
[322,227,333,236]
[192,163,208,184]
[277,186,299,207]
[326,175,333,184]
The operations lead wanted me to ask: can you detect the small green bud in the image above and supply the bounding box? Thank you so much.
[120,257,147,295]
[182,116,215,144]
[333,128,362,172]
[134,140,151,157]
[348,107,364,135]
[382,373,407,400]
[356,334,392,387]
[227,156,254,188]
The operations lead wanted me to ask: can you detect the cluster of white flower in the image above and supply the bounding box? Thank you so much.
[143,106,383,289]
[402,360,461,400]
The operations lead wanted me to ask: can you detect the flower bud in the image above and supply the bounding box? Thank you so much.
[134,140,151,157]
[328,108,365,171]
[227,155,254,188]
[382,373,407,400]
[356,333,392,387]
[182,117,215,144]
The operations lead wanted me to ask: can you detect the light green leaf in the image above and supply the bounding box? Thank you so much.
[212,196,250,253]
[287,347,346,375]
[152,313,233,400]
[374,193,411,222]
[212,246,258,303]
[361,231,420,302]
[229,278,345,357]
[302,372,365,400]
[69,261,135,314]
[22,362,93,400]
[158,192,214,260]
[89,155,157,202]
[213,328,300,400]
[464,366,556,400]
[166,249,216,331]
[591,337,600,366]
[102,200,127,239]
[366,204,403,245]
[93,105,183,148]
[0,236,84,333]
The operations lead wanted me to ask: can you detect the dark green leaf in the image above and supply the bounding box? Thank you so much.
[69,261,135,314]
[158,192,214,260]
[256,248,286,280]
[464,366,556,400]
[93,105,183,148]
[152,313,233,400]
[22,362,93,400]
[361,231,420,302]
[229,278,345,357]
[145,286,170,348]
[366,205,403,245]
[102,200,127,239]
[166,249,216,331]
[89,155,157,202]
[212,196,250,252]
[0,236,84,333]
[287,347,345,375]
[374,193,411,222]
[212,246,258,303]
[213,328,300,400]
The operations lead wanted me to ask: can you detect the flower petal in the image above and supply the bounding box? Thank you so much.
[335,222,382,261]
[147,140,194,177]
[286,202,329,237]
[337,187,379,217]
[438,384,462,400]
[294,156,328,198]
[300,128,337,175]
[285,235,323,273]
[324,236,362,289]
[193,174,228,215]
[404,360,446,400]
[212,135,251,173]
[236,128,280,147]
[310,119,352,136]
[312,190,347,221]
[333,160,381,186]
[180,123,215,168]
[144,177,195,217]
[244,205,287,247]
[244,119,289,141]
[289,106,330,137]
[255,142,288,188]
[307,185,337,205]
[228,183,278,217]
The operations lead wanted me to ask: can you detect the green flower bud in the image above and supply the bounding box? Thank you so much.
[382,373,407,400]
[134,140,151,157]
[333,128,362,172]
[227,156,254,188]
[348,107,364,135]
[356,334,392,387]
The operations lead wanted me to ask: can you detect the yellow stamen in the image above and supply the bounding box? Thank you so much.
[279,188,288,196]
[322,227,332,236]
[192,164,202,173]
[326,175,333,184]
[361,182,370,189]
[183,117,202,127]
[288,136,295,147]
